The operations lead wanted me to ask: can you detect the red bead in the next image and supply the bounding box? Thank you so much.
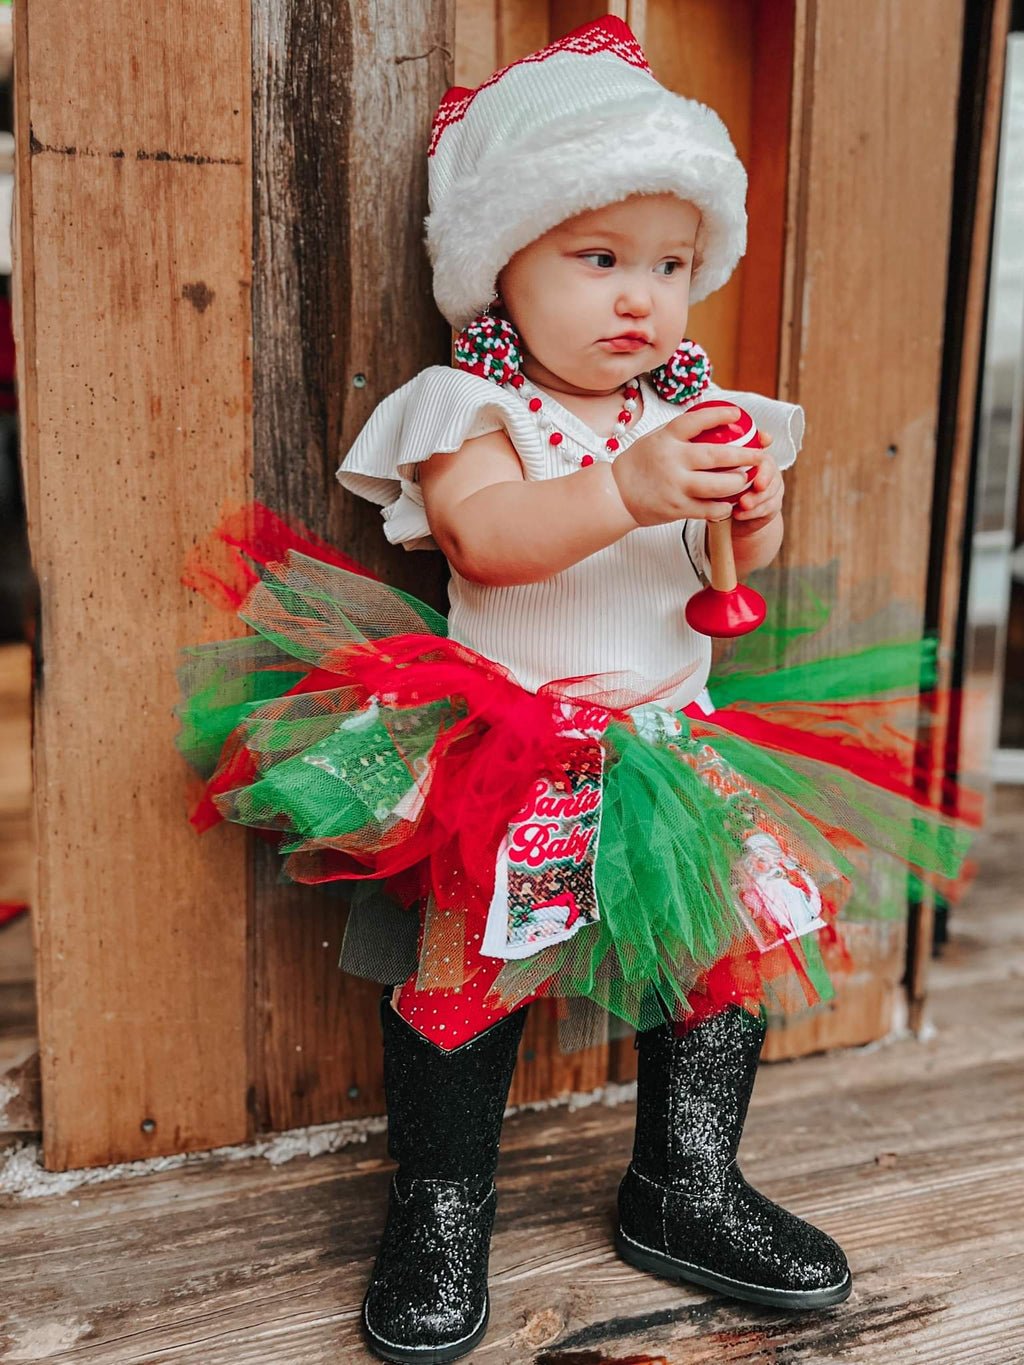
[606,438,620,451]
[510,373,525,388]
[624,386,639,399]
[549,432,563,446]
[618,410,631,423]
[581,454,594,466]
[529,397,542,412]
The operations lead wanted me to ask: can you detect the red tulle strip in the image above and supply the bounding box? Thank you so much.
[695,699,984,827]
[189,733,262,833]
[180,498,378,613]
[286,637,621,932]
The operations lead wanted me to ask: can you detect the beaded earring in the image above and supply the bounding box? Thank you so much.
[648,338,712,404]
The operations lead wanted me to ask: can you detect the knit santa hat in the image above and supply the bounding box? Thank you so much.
[425,16,748,331]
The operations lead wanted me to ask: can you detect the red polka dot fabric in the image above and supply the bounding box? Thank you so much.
[395,928,547,1049]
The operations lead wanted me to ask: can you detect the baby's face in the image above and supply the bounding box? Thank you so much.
[497,193,700,394]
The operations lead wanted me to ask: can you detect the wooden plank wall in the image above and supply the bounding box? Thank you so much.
[247,0,453,1136]
[15,0,977,1165]
[762,0,969,1057]
[13,0,254,1169]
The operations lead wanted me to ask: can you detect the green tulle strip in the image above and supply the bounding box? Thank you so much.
[706,733,970,879]
[174,551,447,786]
[708,560,941,697]
[488,715,870,1023]
[173,635,311,780]
[236,551,447,665]
[242,702,442,845]
[709,636,937,707]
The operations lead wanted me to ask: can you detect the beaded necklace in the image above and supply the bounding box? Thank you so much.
[505,371,641,467]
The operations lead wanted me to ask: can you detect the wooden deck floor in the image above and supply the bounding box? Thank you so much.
[1,786,1022,1364]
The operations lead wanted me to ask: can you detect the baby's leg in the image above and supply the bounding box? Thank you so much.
[363,935,531,1359]
[393,946,545,1049]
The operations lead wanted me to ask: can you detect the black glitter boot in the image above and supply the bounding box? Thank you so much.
[362,990,529,1364]
[615,1003,852,1309]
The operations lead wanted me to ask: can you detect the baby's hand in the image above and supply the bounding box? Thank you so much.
[731,448,784,534]
[610,405,767,527]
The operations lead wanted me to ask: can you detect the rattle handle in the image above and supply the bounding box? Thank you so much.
[707,517,737,593]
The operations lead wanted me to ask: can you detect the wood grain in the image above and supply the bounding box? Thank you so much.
[13,0,253,1170]
[1,787,1020,1364]
[647,0,756,386]
[770,0,969,1052]
[735,0,794,400]
[248,0,454,1134]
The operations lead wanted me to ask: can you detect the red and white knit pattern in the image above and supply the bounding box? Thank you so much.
[427,18,660,206]
[428,18,650,156]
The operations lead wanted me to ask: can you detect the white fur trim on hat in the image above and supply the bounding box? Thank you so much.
[424,21,747,330]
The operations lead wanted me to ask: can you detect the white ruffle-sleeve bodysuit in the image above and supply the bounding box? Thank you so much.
[336,366,804,712]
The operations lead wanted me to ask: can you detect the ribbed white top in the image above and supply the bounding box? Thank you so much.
[336,366,803,707]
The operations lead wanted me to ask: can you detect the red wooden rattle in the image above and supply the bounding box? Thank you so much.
[683,399,768,638]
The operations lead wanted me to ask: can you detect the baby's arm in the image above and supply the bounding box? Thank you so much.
[417,429,635,585]
[418,405,768,587]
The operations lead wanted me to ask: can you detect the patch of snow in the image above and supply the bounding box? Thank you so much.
[0,1075,18,1128]
[0,1075,642,1202]
[0,1113,388,1202]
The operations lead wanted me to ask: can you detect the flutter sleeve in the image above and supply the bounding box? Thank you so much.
[335,365,540,552]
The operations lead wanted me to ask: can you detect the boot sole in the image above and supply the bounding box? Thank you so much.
[615,1229,853,1311]
[362,1293,490,1364]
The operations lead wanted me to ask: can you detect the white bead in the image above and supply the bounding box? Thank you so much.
[624,398,638,412]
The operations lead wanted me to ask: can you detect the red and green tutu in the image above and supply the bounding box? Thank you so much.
[174,502,981,1049]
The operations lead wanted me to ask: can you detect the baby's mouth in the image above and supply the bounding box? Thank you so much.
[599,336,650,353]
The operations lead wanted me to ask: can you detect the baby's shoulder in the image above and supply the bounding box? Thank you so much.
[335,364,539,550]
[402,363,524,418]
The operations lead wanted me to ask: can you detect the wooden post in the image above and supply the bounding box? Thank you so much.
[762,0,970,1058]
[247,0,454,1133]
[14,0,254,1168]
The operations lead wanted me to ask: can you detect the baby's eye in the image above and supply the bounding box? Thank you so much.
[579,251,615,268]
[654,259,685,276]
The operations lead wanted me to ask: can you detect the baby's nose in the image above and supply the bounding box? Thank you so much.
[618,294,652,315]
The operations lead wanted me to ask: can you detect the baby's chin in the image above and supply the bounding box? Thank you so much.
[558,349,654,388]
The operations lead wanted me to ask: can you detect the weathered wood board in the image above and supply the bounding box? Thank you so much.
[247,0,454,1135]
[13,0,254,1169]
[1,786,1020,1363]
[765,0,971,1054]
